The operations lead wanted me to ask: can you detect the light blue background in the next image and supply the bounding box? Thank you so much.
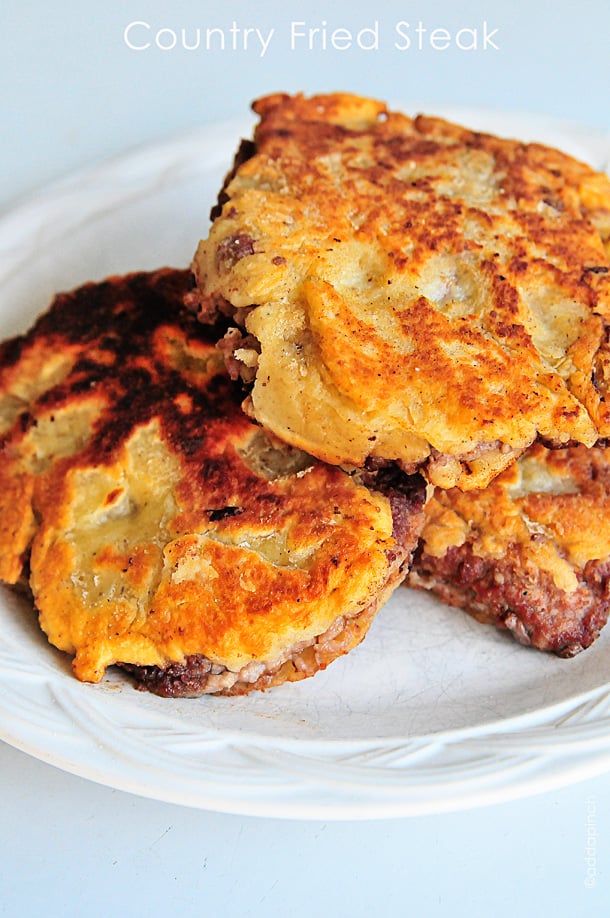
[1,2,610,915]
[2,0,609,210]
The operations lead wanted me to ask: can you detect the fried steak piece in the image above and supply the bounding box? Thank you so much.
[407,443,610,656]
[191,92,610,491]
[0,268,427,695]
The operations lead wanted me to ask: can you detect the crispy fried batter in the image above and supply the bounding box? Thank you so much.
[191,92,610,490]
[408,443,610,655]
[0,269,426,694]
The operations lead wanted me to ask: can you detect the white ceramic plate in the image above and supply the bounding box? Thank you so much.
[1,109,610,820]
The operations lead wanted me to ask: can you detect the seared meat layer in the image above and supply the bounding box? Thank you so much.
[408,443,610,654]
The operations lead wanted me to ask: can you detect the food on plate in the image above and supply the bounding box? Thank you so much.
[3,92,610,706]
[407,442,610,656]
[0,268,427,695]
[190,92,610,491]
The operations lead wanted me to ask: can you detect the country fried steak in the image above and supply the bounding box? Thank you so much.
[121,465,425,697]
[407,443,610,656]
[0,268,427,695]
[5,93,610,704]
[190,92,610,491]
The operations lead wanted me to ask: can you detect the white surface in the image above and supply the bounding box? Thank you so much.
[0,738,607,918]
[2,116,610,823]
[2,0,610,913]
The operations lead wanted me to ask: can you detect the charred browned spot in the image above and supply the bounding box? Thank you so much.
[208,506,244,521]
[509,257,529,275]
[210,138,257,221]
[542,196,565,212]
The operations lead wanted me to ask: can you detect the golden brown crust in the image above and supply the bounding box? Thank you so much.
[0,268,426,692]
[192,92,610,490]
[408,443,610,654]
[119,556,402,697]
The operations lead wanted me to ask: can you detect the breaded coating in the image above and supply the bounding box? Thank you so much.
[191,92,610,490]
[408,443,610,655]
[0,269,426,695]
